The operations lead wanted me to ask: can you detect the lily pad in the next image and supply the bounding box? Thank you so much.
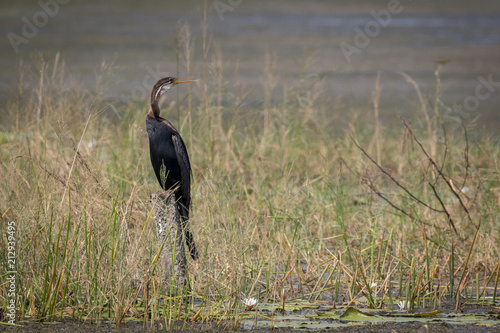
[339,307,384,322]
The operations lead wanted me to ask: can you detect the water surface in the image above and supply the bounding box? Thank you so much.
[1,0,499,133]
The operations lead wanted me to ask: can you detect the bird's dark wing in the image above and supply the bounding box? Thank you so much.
[172,133,198,259]
[172,134,191,213]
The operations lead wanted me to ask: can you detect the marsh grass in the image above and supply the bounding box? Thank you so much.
[1,38,499,328]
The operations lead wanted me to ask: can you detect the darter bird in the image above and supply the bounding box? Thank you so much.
[146,77,198,260]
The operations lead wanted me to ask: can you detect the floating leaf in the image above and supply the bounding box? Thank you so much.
[339,307,382,322]
[387,309,444,318]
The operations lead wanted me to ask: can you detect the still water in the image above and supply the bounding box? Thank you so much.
[1,0,499,133]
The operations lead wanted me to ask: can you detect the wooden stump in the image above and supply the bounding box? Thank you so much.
[150,190,187,295]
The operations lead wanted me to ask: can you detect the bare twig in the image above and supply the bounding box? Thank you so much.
[428,180,457,233]
[350,135,443,213]
[402,119,476,229]
[362,177,434,229]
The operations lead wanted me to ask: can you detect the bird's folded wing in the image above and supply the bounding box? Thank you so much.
[172,134,191,209]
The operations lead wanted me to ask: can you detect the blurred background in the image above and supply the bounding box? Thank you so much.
[1,0,499,135]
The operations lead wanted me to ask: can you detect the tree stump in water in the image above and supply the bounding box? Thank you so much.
[150,190,187,295]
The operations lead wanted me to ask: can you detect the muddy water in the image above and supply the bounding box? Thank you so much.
[2,320,498,333]
[1,0,500,134]
[2,301,499,332]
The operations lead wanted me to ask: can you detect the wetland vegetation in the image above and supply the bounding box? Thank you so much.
[1,1,499,331]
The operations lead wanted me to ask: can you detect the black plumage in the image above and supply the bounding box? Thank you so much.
[146,77,198,260]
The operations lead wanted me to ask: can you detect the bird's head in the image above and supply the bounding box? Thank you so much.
[151,76,195,104]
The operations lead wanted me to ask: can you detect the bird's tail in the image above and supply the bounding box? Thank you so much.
[178,203,198,260]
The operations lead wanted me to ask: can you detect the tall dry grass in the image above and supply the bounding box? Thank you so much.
[0,31,499,328]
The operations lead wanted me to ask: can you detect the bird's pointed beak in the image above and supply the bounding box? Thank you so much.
[173,76,196,85]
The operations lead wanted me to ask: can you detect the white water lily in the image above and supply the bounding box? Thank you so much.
[242,297,258,310]
[397,300,409,310]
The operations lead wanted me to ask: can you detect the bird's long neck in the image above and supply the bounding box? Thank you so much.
[148,81,170,118]
[149,86,163,118]
[148,102,161,118]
